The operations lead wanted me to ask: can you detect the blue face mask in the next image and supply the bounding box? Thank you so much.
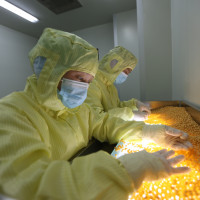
[58,78,89,108]
[114,72,128,84]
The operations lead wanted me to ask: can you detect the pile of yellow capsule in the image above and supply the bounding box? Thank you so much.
[117,106,200,200]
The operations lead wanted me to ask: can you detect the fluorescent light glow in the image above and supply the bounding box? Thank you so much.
[0,0,39,23]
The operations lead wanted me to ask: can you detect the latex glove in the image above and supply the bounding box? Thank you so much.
[136,100,151,115]
[118,149,190,191]
[132,110,149,121]
[142,125,193,150]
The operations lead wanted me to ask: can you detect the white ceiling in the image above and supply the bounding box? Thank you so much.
[0,0,136,38]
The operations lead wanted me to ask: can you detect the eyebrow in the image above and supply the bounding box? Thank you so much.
[76,75,93,83]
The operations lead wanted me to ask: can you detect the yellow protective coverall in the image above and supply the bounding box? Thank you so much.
[85,46,138,121]
[0,28,146,200]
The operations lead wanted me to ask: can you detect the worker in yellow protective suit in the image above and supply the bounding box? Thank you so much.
[0,28,192,200]
[85,46,151,121]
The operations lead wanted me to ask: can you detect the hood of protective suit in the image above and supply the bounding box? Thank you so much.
[98,46,137,84]
[26,28,98,112]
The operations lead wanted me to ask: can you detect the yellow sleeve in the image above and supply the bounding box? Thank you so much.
[88,105,145,144]
[0,109,133,200]
[86,82,136,121]
[107,98,138,121]
[119,98,138,111]
[107,107,134,121]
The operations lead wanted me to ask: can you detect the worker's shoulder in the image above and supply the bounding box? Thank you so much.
[0,91,34,110]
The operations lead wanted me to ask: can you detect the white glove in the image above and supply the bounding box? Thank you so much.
[132,110,149,121]
[118,149,190,191]
[136,100,151,115]
[142,125,193,150]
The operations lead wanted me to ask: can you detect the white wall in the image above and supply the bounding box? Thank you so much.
[171,0,200,108]
[73,23,114,60]
[0,25,37,98]
[137,0,172,101]
[113,9,140,101]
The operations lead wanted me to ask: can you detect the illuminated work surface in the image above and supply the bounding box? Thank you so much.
[112,106,200,200]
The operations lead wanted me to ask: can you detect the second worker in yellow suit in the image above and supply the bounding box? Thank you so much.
[85,46,151,121]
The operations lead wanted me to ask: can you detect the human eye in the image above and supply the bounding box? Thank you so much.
[78,76,84,82]
[75,75,84,82]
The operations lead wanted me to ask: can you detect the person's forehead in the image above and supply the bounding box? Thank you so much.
[123,68,132,72]
[66,70,88,76]
[63,70,93,80]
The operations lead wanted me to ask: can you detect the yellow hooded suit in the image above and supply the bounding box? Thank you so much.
[0,28,146,200]
[85,46,138,121]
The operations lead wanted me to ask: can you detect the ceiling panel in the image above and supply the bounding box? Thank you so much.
[0,0,136,38]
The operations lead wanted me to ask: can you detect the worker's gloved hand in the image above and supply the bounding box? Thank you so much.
[118,149,190,190]
[132,110,149,121]
[142,125,193,150]
[136,100,151,115]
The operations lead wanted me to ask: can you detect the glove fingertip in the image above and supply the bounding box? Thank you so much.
[180,132,188,139]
